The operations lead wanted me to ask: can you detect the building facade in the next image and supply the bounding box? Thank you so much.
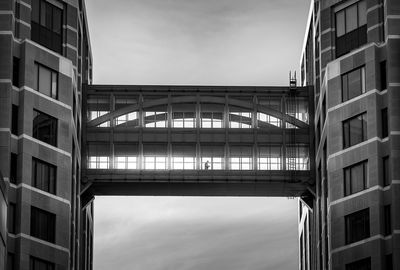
[0,0,399,270]
[298,0,400,269]
[0,0,93,269]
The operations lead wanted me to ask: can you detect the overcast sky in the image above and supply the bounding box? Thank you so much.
[85,0,310,269]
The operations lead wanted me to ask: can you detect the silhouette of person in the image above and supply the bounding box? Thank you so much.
[205,160,210,170]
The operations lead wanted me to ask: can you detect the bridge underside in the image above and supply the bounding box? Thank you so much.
[82,85,315,200]
[84,170,311,197]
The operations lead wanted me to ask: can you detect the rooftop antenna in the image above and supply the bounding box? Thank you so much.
[289,71,297,89]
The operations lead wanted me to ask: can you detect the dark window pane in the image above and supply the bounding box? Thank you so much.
[346,257,371,270]
[344,161,367,196]
[343,113,367,148]
[31,0,40,22]
[380,61,387,90]
[32,158,56,194]
[383,156,390,186]
[30,207,56,243]
[384,205,391,236]
[382,108,388,138]
[386,254,393,270]
[342,67,365,101]
[31,0,63,55]
[11,105,18,135]
[345,208,370,244]
[30,256,55,270]
[12,57,20,87]
[7,253,14,270]
[7,203,16,234]
[10,153,17,184]
[32,110,57,147]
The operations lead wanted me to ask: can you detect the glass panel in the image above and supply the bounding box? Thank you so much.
[32,0,40,22]
[336,10,345,37]
[350,116,363,145]
[45,2,52,29]
[52,7,62,34]
[351,163,365,193]
[347,68,362,99]
[346,4,358,32]
[358,0,367,26]
[51,71,57,98]
[39,65,51,96]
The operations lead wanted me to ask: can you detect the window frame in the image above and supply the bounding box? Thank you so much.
[383,156,390,186]
[32,109,58,147]
[335,0,367,57]
[31,0,63,55]
[30,206,56,243]
[381,108,388,138]
[343,112,367,148]
[32,157,57,195]
[341,66,366,102]
[30,256,55,270]
[344,160,368,196]
[34,62,58,100]
[345,208,370,244]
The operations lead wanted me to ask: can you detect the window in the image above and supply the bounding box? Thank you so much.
[11,105,18,135]
[344,161,367,196]
[30,207,55,243]
[7,203,16,234]
[10,153,17,184]
[229,112,252,128]
[31,0,63,54]
[343,113,367,148]
[144,156,167,170]
[34,63,58,99]
[32,158,56,194]
[258,146,282,170]
[201,112,223,128]
[342,66,365,101]
[33,110,57,146]
[114,156,137,169]
[173,112,195,128]
[381,108,388,138]
[12,57,20,87]
[89,111,110,127]
[230,157,252,170]
[383,156,390,186]
[144,111,167,128]
[345,208,370,244]
[386,254,393,270]
[88,157,109,169]
[201,157,223,170]
[346,257,371,270]
[257,112,281,127]
[286,145,309,170]
[336,1,367,57]
[384,205,391,236]
[7,253,14,270]
[201,145,224,170]
[115,112,138,127]
[380,61,387,90]
[172,157,195,170]
[30,256,55,270]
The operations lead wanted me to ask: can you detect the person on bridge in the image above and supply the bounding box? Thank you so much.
[205,160,210,170]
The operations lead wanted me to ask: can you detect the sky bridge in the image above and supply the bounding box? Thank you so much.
[81,85,314,200]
